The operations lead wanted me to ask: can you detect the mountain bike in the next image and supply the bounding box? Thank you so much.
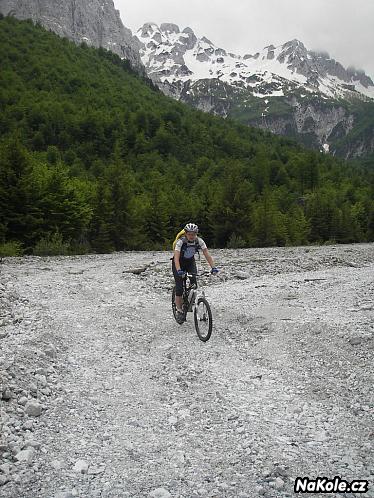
[171,271,213,342]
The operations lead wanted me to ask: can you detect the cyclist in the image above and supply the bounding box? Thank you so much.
[172,223,218,322]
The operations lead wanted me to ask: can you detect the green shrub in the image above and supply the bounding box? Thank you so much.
[0,241,24,257]
[33,232,70,256]
[69,239,91,255]
[226,233,247,249]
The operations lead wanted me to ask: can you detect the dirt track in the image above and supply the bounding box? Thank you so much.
[0,244,373,498]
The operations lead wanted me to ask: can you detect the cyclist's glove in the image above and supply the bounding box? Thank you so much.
[211,267,219,275]
[177,269,186,277]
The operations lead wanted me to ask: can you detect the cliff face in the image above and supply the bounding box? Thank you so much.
[0,0,143,71]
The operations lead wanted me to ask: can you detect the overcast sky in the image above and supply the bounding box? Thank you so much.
[114,0,374,79]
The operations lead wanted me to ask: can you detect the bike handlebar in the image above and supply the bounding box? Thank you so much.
[185,271,212,277]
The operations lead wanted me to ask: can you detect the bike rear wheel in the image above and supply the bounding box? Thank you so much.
[194,297,212,342]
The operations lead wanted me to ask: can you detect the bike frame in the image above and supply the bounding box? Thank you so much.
[182,271,210,313]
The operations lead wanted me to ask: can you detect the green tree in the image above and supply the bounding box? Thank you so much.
[0,137,42,250]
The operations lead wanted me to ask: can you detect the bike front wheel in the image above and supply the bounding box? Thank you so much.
[194,297,212,342]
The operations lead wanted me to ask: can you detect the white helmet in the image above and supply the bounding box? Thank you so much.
[184,223,199,233]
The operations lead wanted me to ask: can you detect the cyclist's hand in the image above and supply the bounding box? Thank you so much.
[177,269,185,277]
[211,267,219,275]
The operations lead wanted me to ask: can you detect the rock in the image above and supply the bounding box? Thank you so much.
[23,420,34,430]
[274,477,285,490]
[168,416,178,425]
[124,265,149,275]
[149,488,171,498]
[360,304,373,311]
[25,400,43,417]
[15,448,35,463]
[24,439,41,449]
[0,474,9,486]
[73,459,89,474]
[35,374,47,387]
[0,463,11,475]
[2,388,12,400]
[18,396,28,406]
[88,465,106,475]
[349,337,361,345]
[45,344,57,358]
[51,460,66,470]
[54,492,75,498]
[235,272,249,280]
[123,441,134,451]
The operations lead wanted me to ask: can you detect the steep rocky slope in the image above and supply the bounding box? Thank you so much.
[0,0,143,71]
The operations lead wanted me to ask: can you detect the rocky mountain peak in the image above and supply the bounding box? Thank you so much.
[183,27,195,35]
[160,23,180,34]
[139,22,159,38]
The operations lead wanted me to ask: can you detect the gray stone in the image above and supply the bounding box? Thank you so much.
[15,448,35,463]
[0,463,11,475]
[88,465,106,475]
[0,474,10,486]
[25,400,43,417]
[360,304,373,311]
[45,344,57,358]
[274,477,285,490]
[23,420,34,430]
[349,336,363,345]
[73,459,89,474]
[51,460,66,470]
[149,488,171,498]
[235,272,249,280]
[24,440,41,449]
[35,374,47,387]
[2,388,12,400]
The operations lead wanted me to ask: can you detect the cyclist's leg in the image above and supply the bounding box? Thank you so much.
[188,259,198,287]
[172,259,184,311]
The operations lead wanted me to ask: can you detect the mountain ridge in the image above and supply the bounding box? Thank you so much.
[136,22,374,101]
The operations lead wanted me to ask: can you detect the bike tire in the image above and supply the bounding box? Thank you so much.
[194,297,213,342]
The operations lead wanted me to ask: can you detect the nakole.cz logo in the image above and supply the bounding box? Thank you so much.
[294,476,369,494]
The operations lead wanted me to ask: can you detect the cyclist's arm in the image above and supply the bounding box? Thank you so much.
[174,249,181,271]
[202,248,215,268]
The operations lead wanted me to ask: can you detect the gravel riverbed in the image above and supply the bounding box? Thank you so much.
[0,243,373,498]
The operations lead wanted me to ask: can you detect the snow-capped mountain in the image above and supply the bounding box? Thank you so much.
[136,23,374,158]
[137,23,374,101]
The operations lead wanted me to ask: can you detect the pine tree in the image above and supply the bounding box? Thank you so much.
[0,137,42,250]
[89,181,115,253]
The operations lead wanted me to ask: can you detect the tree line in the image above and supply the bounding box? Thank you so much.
[0,16,373,255]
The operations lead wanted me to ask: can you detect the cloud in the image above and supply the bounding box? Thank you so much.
[115,0,374,78]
